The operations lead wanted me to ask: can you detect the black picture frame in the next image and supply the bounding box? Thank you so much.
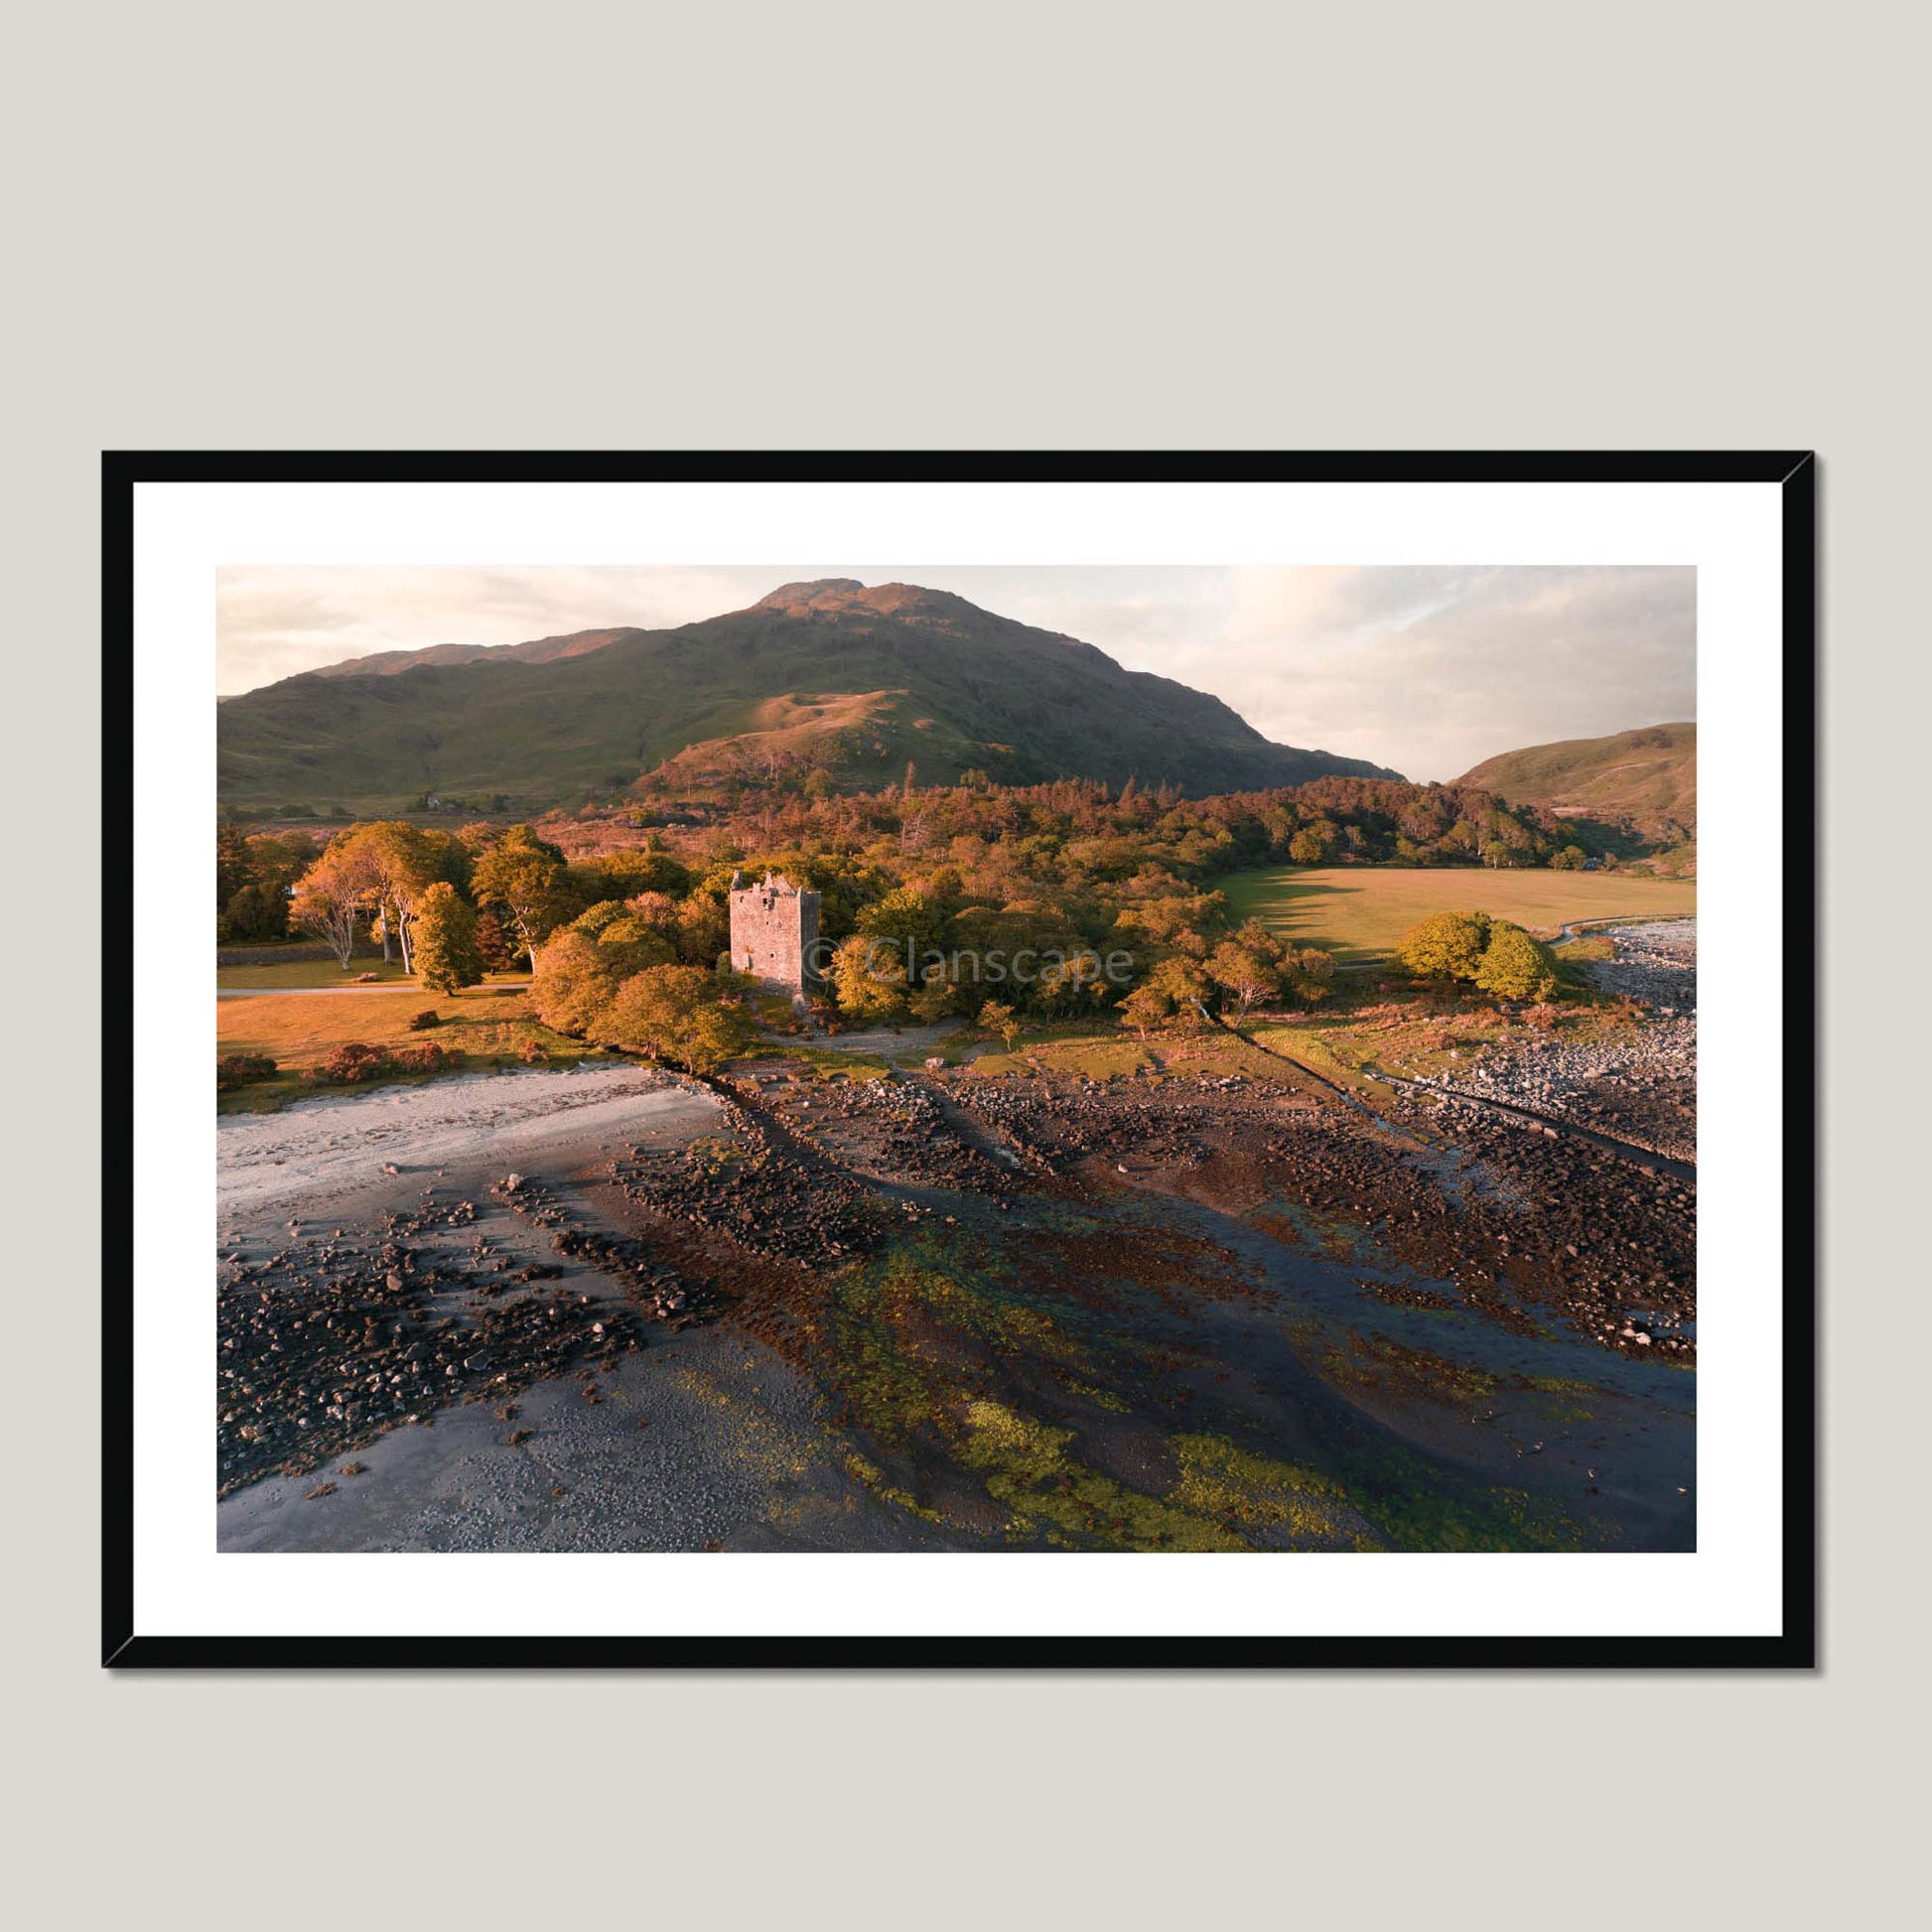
[104,450,1817,1670]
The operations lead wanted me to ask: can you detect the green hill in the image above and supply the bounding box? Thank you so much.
[216,579,1400,812]
[1456,723,1696,838]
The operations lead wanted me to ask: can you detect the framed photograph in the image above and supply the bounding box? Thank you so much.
[106,452,1815,1667]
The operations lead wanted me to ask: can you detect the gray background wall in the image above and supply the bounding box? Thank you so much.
[9,3,1912,1925]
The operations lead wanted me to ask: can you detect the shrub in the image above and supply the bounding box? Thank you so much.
[318,1041,392,1083]
[518,1036,551,1064]
[1397,911,1491,982]
[390,1041,453,1073]
[216,1052,278,1091]
[598,963,760,1073]
[1472,924,1558,1003]
[408,1009,442,1031]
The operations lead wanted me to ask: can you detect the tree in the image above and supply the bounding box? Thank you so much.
[474,905,524,972]
[1472,922,1557,1002]
[856,886,945,962]
[908,975,959,1024]
[1396,911,1492,983]
[215,823,253,914]
[1037,949,1108,1015]
[1118,982,1172,1039]
[675,895,729,965]
[978,1000,1024,1049]
[829,933,910,1024]
[533,929,624,1035]
[289,838,380,969]
[219,882,289,943]
[1147,955,1211,1023]
[1549,844,1587,871]
[474,828,573,972]
[1280,943,1336,1006]
[599,965,758,1074]
[332,821,440,971]
[1207,926,1285,1017]
[531,902,676,1036]
[567,847,690,903]
[412,883,485,995]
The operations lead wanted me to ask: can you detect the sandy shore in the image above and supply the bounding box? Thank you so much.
[217,1063,721,1224]
[214,1061,943,1546]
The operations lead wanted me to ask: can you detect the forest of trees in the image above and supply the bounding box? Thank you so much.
[213,773,1597,1058]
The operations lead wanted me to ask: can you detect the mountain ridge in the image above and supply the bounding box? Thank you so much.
[217,579,1402,810]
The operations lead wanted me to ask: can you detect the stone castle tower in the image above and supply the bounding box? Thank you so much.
[728,870,820,1005]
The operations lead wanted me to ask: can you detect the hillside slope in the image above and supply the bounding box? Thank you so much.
[1456,723,1696,836]
[303,627,641,679]
[217,579,1400,810]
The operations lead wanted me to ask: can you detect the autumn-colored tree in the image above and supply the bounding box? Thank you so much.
[1472,922,1557,1002]
[532,929,623,1035]
[857,885,945,959]
[1037,949,1108,1014]
[474,905,524,972]
[1117,982,1172,1039]
[331,821,440,970]
[977,1000,1024,1050]
[289,837,381,969]
[675,894,729,965]
[567,848,691,903]
[531,902,676,1036]
[1207,925,1285,1017]
[1146,954,1211,1024]
[1396,911,1492,983]
[1113,891,1228,958]
[1280,943,1336,1006]
[598,965,759,1074]
[829,933,910,1023]
[581,905,680,966]
[412,882,485,995]
[474,827,573,972]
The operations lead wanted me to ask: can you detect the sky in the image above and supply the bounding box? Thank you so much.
[215,564,1695,783]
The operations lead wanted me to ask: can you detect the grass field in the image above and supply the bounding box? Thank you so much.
[1219,866,1697,960]
[215,982,593,1111]
[216,957,536,991]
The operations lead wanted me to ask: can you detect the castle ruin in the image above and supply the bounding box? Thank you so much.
[728,870,820,1006]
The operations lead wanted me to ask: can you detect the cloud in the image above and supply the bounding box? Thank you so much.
[216,563,1694,782]
[1097,565,1694,780]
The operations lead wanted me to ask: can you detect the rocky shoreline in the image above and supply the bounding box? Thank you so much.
[216,976,1696,1548]
[1407,919,1697,1164]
